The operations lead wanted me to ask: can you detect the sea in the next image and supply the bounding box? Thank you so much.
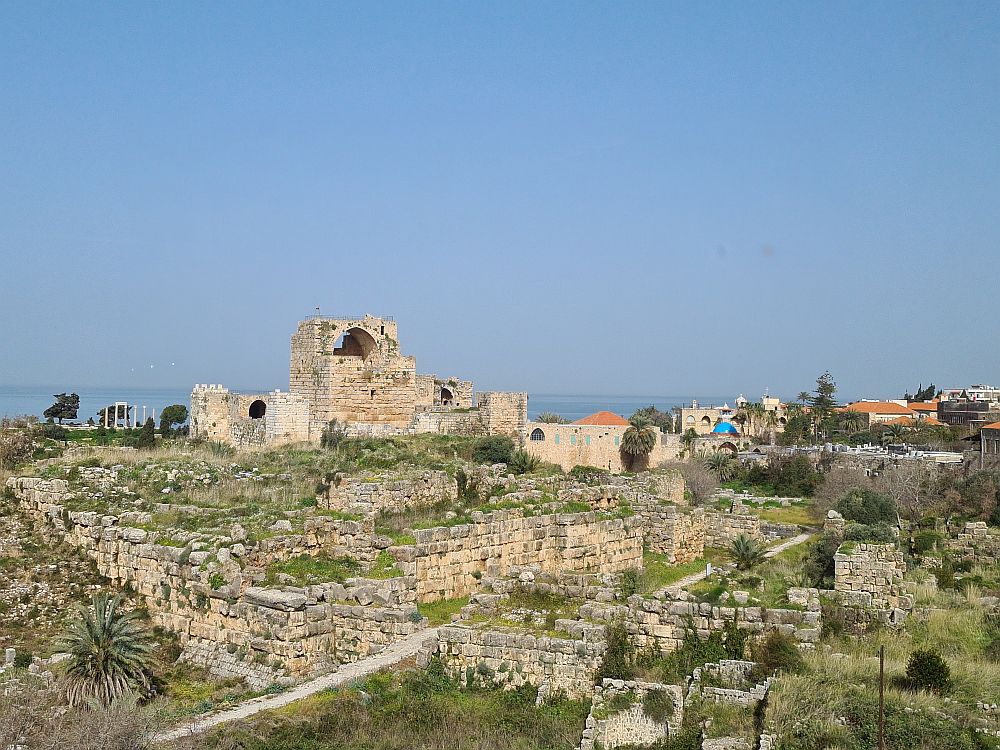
[0,386,727,424]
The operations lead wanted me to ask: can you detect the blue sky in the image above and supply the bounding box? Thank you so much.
[2,2,998,402]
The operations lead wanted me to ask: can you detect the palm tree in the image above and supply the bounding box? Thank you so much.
[60,593,153,707]
[729,533,768,570]
[680,427,698,457]
[705,451,737,482]
[885,423,910,444]
[620,416,658,471]
[840,410,866,434]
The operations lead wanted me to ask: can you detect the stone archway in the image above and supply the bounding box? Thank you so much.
[718,441,738,455]
[440,387,454,406]
[248,400,266,419]
[332,327,378,359]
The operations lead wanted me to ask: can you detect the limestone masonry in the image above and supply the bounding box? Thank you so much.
[190,315,526,447]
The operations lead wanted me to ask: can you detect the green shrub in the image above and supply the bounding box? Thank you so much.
[729,533,768,570]
[750,630,806,681]
[641,688,674,722]
[595,621,635,682]
[208,573,225,590]
[844,522,895,543]
[618,568,640,599]
[913,529,944,555]
[905,648,951,694]
[508,449,541,475]
[472,436,514,465]
[834,489,897,526]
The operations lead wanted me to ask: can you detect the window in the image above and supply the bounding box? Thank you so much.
[554,434,560,445]
[570,435,577,445]
[585,435,591,445]
[614,436,620,446]
[686,415,695,424]
[530,428,546,441]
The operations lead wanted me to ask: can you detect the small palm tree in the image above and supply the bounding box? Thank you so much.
[60,593,153,707]
[705,452,737,482]
[729,533,768,570]
[537,412,569,424]
[620,416,658,471]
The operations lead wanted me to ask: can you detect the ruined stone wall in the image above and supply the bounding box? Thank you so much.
[415,375,475,409]
[190,385,312,448]
[393,509,643,602]
[833,543,911,611]
[434,621,606,698]
[321,470,457,516]
[947,522,1000,561]
[409,409,488,436]
[477,392,528,440]
[704,502,763,547]
[580,679,684,750]
[581,597,821,654]
[7,477,423,685]
[289,316,418,432]
[189,385,233,442]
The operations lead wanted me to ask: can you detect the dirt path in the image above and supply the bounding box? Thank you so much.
[156,627,439,743]
[663,531,814,594]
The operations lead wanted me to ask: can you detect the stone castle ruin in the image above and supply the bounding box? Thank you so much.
[191,315,526,447]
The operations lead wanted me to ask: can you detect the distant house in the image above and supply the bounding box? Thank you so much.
[907,400,940,420]
[843,401,916,426]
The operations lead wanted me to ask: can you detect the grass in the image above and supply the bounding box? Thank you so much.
[753,501,815,526]
[367,550,404,579]
[417,596,470,625]
[763,562,1000,749]
[264,554,362,586]
[195,660,588,750]
[638,553,709,593]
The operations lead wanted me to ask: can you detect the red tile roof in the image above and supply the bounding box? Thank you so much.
[909,401,939,412]
[573,411,630,426]
[845,401,915,416]
[983,421,1000,431]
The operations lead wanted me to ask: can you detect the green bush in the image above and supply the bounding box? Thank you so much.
[472,436,515,465]
[844,522,895,543]
[641,688,674,722]
[905,648,951,694]
[508,449,541,475]
[595,621,635,682]
[802,532,842,587]
[617,568,640,599]
[913,529,944,555]
[834,489,897,526]
[750,630,806,681]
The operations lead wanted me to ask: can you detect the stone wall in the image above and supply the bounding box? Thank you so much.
[687,660,771,707]
[393,508,643,602]
[321,470,456,516]
[414,375,474,409]
[833,543,911,611]
[581,596,821,654]
[409,409,488,436]
[705,502,762,547]
[947,522,1000,561]
[552,475,699,562]
[477,391,529,440]
[434,621,606,698]
[190,385,313,448]
[579,679,684,750]
[7,477,425,685]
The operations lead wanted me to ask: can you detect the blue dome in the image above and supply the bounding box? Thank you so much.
[712,421,739,435]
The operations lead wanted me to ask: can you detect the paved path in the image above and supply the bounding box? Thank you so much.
[663,531,814,594]
[156,627,439,743]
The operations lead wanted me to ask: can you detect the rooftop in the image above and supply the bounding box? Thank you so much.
[844,401,915,416]
[572,411,630,426]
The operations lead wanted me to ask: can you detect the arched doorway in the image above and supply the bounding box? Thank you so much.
[440,387,454,406]
[248,400,266,419]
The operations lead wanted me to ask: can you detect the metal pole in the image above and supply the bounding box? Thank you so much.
[879,644,885,750]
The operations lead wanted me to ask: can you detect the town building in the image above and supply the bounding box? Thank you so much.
[981,421,1000,464]
[675,394,788,437]
[842,401,915,426]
